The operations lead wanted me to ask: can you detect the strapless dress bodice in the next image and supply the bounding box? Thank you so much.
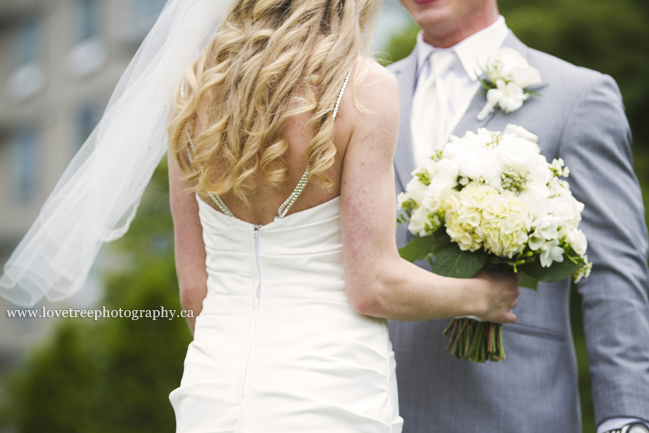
[169,195,403,433]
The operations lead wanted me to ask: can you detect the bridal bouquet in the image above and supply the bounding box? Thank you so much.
[397,125,592,362]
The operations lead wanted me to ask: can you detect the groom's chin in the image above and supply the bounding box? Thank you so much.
[399,0,466,32]
[401,0,450,13]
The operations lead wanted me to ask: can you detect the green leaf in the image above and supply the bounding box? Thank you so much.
[429,229,452,252]
[477,75,494,91]
[398,236,433,262]
[523,89,542,97]
[398,230,450,262]
[519,273,540,290]
[430,243,487,278]
[519,254,584,283]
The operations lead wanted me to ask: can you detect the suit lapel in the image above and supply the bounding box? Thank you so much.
[450,86,496,138]
[392,52,418,192]
[450,31,530,137]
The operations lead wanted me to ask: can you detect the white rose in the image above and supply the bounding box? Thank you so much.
[421,195,443,214]
[477,49,542,121]
[445,131,488,157]
[453,148,503,186]
[527,155,553,186]
[545,190,583,229]
[486,47,542,88]
[518,184,551,217]
[566,229,588,255]
[494,135,539,175]
[503,124,539,143]
[431,159,459,188]
[408,206,427,237]
[404,175,429,205]
[510,65,543,88]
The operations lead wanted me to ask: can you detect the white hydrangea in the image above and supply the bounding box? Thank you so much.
[443,184,531,258]
[481,195,531,258]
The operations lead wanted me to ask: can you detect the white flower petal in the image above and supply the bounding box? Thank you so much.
[567,229,588,255]
[477,100,498,121]
[510,66,542,88]
[503,124,539,143]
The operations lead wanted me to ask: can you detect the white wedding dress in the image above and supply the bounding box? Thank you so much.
[168,74,403,433]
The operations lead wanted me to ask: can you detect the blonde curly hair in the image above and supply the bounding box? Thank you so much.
[169,0,379,202]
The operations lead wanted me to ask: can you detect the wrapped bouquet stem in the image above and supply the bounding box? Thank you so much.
[397,125,592,363]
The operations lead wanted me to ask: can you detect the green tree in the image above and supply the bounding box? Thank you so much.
[498,0,649,159]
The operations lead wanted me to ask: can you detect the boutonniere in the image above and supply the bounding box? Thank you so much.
[476,47,544,121]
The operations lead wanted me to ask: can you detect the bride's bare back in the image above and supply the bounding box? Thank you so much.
[199,72,355,226]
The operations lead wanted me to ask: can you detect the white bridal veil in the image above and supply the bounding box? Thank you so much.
[0,0,232,307]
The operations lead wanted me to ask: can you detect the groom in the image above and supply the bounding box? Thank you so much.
[388,1,649,432]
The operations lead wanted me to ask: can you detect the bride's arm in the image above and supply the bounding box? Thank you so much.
[168,143,208,334]
[340,63,519,323]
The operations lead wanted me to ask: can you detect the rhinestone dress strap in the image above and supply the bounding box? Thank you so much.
[185,67,353,221]
[276,169,309,219]
[185,131,235,218]
[275,67,353,220]
[332,68,353,121]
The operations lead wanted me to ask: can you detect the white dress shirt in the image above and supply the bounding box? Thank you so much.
[598,418,649,433]
[411,15,508,161]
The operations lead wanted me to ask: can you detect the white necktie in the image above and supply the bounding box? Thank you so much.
[410,50,458,167]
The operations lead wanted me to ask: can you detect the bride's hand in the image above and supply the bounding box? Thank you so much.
[471,270,521,324]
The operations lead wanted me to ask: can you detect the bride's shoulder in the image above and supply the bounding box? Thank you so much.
[362,58,398,82]
[344,59,399,124]
[354,59,399,100]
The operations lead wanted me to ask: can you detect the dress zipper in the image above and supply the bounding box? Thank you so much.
[253,225,262,301]
[239,224,263,403]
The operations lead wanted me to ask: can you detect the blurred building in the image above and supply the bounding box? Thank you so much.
[0,1,165,430]
[0,0,167,262]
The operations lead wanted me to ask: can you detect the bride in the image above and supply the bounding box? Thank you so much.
[0,0,519,431]
[166,0,519,431]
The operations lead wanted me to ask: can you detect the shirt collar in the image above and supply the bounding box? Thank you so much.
[415,16,509,81]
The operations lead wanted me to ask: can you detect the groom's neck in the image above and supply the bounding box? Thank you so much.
[421,4,500,49]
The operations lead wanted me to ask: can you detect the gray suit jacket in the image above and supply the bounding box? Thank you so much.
[388,32,649,433]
